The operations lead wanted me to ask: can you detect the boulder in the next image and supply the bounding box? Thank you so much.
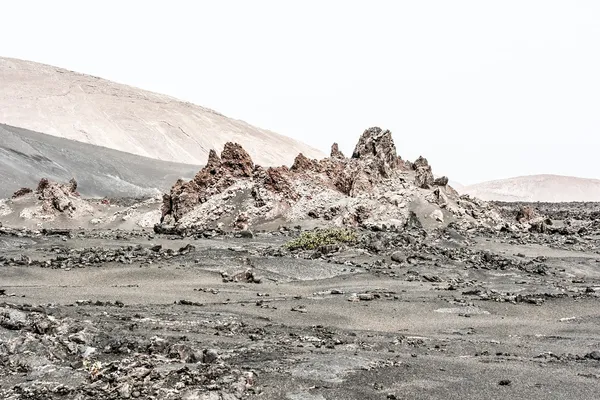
[516,206,538,223]
[430,209,444,223]
[11,187,33,199]
[391,251,406,263]
[434,176,449,186]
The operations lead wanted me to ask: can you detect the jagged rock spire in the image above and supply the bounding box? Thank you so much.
[330,143,345,159]
[352,127,399,178]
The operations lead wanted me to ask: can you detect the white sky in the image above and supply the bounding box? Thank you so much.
[1,0,599,184]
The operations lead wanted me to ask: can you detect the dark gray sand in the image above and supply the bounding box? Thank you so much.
[1,204,600,399]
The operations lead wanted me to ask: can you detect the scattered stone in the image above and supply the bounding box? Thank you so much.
[585,351,600,360]
[12,187,33,198]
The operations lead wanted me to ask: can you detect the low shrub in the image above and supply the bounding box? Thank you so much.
[284,228,357,251]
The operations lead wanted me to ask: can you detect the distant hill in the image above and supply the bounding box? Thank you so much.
[0,124,200,198]
[462,174,600,202]
[0,57,324,166]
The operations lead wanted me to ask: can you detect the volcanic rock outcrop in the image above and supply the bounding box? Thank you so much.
[10,178,94,220]
[160,127,502,231]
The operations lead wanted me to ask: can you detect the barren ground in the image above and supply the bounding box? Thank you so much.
[1,203,600,399]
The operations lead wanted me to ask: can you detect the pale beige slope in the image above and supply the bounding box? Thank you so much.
[0,57,324,166]
[462,174,600,202]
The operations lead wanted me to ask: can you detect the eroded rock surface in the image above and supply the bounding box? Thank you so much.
[160,127,502,232]
[11,178,94,221]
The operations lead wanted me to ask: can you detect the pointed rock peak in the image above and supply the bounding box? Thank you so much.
[352,127,397,160]
[330,143,345,159]
[220,142,254,177]
[413,156,434,189]
[68,178,78,193]
[206,149,222,170]
[413,156,429,169]
[291,153,316,171]
[37,178,50,193]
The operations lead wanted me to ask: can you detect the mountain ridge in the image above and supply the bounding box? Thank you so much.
[0,123,200,198]
[462,174,600,202]
[0,57,324,167]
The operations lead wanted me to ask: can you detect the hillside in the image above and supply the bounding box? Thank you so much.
[0,124,199,198]
[0,57,324,166]
[462,174,600,202]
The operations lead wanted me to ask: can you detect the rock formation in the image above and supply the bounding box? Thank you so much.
[36,178,78,214]
[330,143,345,159]
[10,178,94,220]
[159,127,502,231]
[516,205,538,223]
[434,176,449,186]
[413,156,435,189]
[11,187,32,199]
[351,127,401,178]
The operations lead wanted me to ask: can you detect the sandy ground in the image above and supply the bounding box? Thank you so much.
[1,223,599,399]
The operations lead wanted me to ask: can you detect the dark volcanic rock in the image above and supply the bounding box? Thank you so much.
[585,351,600,360]
[161,143,255,222]
[352,127,399,178]
[291,153,317,172]
[11,187,33,198]
[159,126,494,231]
[330,142,345,159]
[517,205,538,223]
[434,176,449,186]
[413,156,434,189]
[29,177,90,217]
[220,142,254,177]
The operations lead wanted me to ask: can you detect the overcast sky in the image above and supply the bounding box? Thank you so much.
[1,1,599,184]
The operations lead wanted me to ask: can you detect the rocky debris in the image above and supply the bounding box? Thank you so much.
[11,187,33,198]
[497,201,600,221]
[2,200,600,399]
[1,244,197,269]
[391,251,406,263]
[516,205,538,223]
[0,304,255,400]
[348,292,381,302]
[0,200,11,217]
[585,351,600,361]
[159,127,500,232]
[222,269,262,284]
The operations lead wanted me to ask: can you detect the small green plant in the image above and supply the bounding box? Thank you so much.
[83,360,103,380]
[284,228,357,251]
